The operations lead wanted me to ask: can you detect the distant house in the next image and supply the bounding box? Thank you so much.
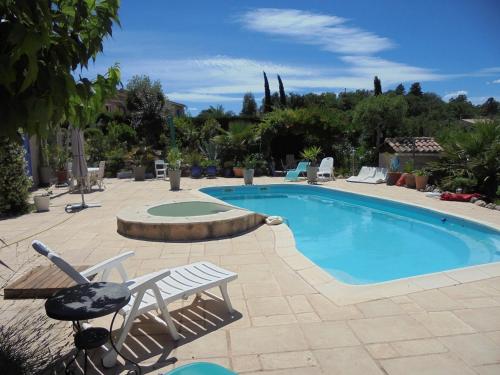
[379,137,443,170]
[103,90,186,117]
[460,118,493,126]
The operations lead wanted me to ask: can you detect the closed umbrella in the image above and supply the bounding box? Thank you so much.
[66,127,100,212]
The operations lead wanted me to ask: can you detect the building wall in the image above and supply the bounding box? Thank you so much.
[378,152,441,171]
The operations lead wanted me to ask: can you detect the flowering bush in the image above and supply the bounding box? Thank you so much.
[0,137,32,216]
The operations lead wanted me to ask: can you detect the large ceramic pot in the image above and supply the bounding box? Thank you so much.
[190,165,202,178]
[405,173,416,188]
[39,166,52,185]
[306,166,319,184]
[134,166,146,181]
[386,172,402,186]
[243,169,254,185]
[34,195,50,212]
[206,165,217,178]
[223,167,233,177]
[415,175,429,190]
[169,169,181,190]
[233,167,244,177]
[56,169,67,184]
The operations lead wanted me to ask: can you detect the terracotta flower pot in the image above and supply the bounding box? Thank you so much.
[56,169,67,184]
[405,173,416,188]
[233,167,244,177]
[386,172,402,186]
[415,175,429,190]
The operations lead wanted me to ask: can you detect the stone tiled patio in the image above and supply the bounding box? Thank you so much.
[1,177,499,374]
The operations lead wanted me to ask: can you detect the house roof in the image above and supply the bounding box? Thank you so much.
[384,137,443,153]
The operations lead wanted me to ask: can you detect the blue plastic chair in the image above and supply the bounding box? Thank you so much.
[284,161,309,181]
[164,362,237,375]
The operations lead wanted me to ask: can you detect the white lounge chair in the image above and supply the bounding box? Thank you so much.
[31,240,237,367]
[347,166,387,184]
[346,166,376,183]
[317,157,334,181]
[154,159,167,179]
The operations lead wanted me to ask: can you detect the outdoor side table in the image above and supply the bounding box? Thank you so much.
[45,282,135,374]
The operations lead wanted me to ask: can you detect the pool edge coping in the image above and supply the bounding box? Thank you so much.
[197,183,500,306]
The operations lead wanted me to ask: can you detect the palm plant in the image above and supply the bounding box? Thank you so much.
[214,122,260,163]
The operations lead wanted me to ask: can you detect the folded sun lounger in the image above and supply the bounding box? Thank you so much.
[31,240,238,367]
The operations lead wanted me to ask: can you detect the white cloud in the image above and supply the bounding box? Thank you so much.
[238,8,393,55]
[442,90,468,101]
[492,79,500,84]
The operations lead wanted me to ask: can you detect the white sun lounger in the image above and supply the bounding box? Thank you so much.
[346,166,376,183]
[317,157,334,181]
[347,166,387,184]
[31,240,237,367]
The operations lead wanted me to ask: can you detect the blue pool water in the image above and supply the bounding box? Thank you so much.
[201,185,500,285]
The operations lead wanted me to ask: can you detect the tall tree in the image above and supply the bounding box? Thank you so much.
[395,84,405,95]
[263,71,272,113]
[409,82,423,96]
[374,76,382,96]
[0,0,121,138]
[481,97,499,117]
[241,93,258,116]
[277,75,287,107]
[126,75,166,147]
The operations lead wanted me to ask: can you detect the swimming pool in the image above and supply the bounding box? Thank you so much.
[201,185,500,285]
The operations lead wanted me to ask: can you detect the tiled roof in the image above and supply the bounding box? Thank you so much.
[384,137,443,153]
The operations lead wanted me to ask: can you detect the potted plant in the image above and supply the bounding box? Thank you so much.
[243,155,257,185]
[386,155,401,186]
[301,146,322,184]
[52,146,69,184]
[129,145,154,181]
[34,187,51,212]
[167,148,182,190]
[223,161,234,177]
[414,169,430,191]
[203,159,219,178]
[404,161,416,188]
[233,162,244,178]
[187,152,203,178]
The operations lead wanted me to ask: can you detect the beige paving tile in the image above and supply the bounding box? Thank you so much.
[365,343,399,359]
[439,333,500,366]
[232,355,261,373]
[220,254,268,266]
[314,347,384,375]
[408,289,463,311]
[410,311,476,336]
[229,325,308,356]
[260,350,318,370]
[296,312,322,323]
[380,354,476,375]
[348,315,432,343]
[251,314,297,327]
[242,282,282,299]
[391,338,448,356]
[356,299,405,317]
[174,330,228,359]
[245,367,323,375]
[307,294,363,321]
[475,364,500,375]
[301,321,360,349]
[246,296,292,317]
[287,295,314,314]
[457,297,500,308]
[485,330,500,345]
[454,307,500,331]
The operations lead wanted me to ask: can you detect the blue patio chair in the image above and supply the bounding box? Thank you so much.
[284,161,309,181]
[164,362,237,375]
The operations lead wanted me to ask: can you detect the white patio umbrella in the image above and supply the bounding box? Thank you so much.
[66,127,100,212]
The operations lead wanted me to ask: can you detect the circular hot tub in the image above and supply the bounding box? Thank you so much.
[117,200,266,241]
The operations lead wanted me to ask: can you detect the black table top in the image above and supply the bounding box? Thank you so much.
[45,282,131,321]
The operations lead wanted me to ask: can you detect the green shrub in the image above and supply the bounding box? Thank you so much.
[104,147,127,177]
[0,138,32,216]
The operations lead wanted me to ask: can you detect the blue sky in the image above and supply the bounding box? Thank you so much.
[89,0,500,114]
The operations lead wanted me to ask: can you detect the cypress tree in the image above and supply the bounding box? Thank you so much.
[374,76,382,96]
[263,71,272,113]
[277,74,287,107]
[395,83,405,95]
[409,82,423,96]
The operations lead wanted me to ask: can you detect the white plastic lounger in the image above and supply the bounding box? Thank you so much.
[346,166,376,182]
[317,157,334,181]
[31,240,237,367]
